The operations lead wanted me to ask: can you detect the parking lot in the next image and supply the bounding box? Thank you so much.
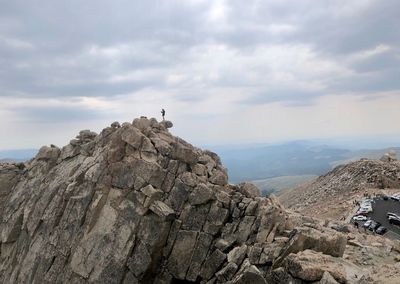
[352,197,400,240]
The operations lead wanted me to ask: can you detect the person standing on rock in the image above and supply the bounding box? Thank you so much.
[161,108,166,121]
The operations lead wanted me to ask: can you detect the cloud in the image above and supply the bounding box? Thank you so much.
[0,0,399,148]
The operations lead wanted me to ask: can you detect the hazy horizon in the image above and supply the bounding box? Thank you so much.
[1,0,399,149]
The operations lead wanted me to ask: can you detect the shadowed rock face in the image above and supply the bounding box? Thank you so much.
[0,117,352,284]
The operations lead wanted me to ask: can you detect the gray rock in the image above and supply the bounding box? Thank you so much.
[203,202,229,235]
[141,184,163,208]
[235,216,256,243]
[319,271,340,284]
[160,120,173,129]
[200,249,227,280]
[188,184,215,205]
[192,163,207,176]
[127,241,152,277]
[121,126,145,149]
[216,262,238,282]
[77,129,98,141]
[209,168,228,186]
[248,246,263,264]
[167,230,198,280]
[111,121,121,128]
[165,180,190,212]
[163,220,182,258]
[285,250,348,283]
[170,143,199,165]
[180,203,210,231]
[186,232,213,281]
[274,226,347,269]
[36,145,60,161]
[132,117,152,131]
[245,201,258,215]
[238,183,261,198]
[215,238,236,252]
[149,201,176,220]
[227,244,248,265]
[232,265,267,284]
[268,267,303,284]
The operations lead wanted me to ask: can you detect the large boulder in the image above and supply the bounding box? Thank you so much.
[283,250,366,283]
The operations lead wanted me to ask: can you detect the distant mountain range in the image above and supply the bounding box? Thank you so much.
[207,142,400,194]
[0,149,38,162]
[2,143,399,195]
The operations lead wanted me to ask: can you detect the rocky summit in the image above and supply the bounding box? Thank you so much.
[0,117,399,284]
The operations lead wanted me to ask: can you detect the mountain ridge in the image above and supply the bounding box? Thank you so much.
[279,159,400,220]
[1,117,399,283]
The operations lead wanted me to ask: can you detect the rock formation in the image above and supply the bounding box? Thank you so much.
[0,117,398,283]
[380,149,397,162]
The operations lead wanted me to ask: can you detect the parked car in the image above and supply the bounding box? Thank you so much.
[363,220,372,228]
[390,195,400,201]
[389,218,400,226]
[387,212,400,219]
[353,215,368,221]
[360,203,373,211]
[388,215,400,221]
[368,221,381,231]
[357,210,369,216]
[360,207,373,213]
[375,226,388,235]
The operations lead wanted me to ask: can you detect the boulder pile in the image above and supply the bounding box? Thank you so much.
[0,117,376,283]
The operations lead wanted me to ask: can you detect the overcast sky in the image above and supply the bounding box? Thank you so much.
[0,0,399,149]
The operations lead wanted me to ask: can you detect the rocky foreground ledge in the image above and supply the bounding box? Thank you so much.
[0,117,386,283]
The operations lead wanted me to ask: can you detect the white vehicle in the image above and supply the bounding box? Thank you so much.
[391,196,400,201]
[360,203,372,208]
[360,206,373,213]
[388,215,400,222]
[363,220,372,227]
[353,215,368,221]
[387,212,400,219]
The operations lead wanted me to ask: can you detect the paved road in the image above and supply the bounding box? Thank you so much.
[352,198,400,239]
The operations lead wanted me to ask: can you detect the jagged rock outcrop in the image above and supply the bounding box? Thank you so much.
[380,150,397,162]
[0,117,377,283]
[0,162,25,215]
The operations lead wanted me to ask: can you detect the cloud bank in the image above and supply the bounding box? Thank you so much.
[0,0,399,148]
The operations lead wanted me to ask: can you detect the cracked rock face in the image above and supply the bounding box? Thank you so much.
[0,117,362,284]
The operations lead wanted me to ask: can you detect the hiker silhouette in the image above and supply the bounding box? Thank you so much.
[161,108,166,120]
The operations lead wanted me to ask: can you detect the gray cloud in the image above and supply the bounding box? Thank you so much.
[352,49,400,73]
[6,105,109,123]
[1,0,400,149]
